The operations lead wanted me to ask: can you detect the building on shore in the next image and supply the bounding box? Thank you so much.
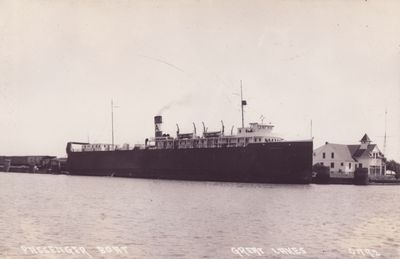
[0,155,66,173]
[313,134,386,176]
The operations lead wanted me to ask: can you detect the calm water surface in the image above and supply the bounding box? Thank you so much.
[0,173,399,259]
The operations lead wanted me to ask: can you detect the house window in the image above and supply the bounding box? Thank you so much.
[359,163,362,168]
[349,163,352,169]
[331,162,334,168]
[323,152,326,159]
[341,162,344,166]
[331,152,334,159]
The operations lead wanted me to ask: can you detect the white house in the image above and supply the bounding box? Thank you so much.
[313,134,386,176]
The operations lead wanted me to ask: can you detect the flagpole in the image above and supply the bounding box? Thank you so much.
[384,109,387,155]
[240,80,244,128]
[111,100,114,146]
[111,100,120,146]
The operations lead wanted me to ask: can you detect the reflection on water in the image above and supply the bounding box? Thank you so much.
[0,173,399,258]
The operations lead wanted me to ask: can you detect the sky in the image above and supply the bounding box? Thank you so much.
[0,0,399,161]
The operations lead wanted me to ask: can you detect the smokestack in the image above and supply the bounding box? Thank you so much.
[154,115,163,138]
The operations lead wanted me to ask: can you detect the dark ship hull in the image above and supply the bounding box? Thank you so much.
[66,141,313,184]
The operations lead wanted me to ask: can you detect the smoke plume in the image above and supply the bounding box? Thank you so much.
[157,94,194,115]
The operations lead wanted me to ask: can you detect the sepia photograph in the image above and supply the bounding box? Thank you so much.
[0,0,399,258]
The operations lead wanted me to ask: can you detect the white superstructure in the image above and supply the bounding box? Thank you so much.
[150,121,284,150]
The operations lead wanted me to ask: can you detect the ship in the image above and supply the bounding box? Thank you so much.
[66,91,313,184]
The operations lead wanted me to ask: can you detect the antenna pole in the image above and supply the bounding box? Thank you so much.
[260,115,265,125]
[240,80,244,128]
[311,120,313,139]
[111,100,114,146]
[111,100,120,146]
[384,109,387,155]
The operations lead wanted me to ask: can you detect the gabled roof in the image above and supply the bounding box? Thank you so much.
[360,133,371,143]
[328,143,355,161]
[315,134,384,162]
[349,144,376,159]
[347,145,359,156]
[316,142,380,162]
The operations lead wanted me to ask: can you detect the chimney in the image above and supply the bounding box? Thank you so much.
[154,115,163,138]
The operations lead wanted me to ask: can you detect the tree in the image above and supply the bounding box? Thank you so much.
[386,160,400,179]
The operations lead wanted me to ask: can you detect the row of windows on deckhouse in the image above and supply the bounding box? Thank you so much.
[154,136,281,149]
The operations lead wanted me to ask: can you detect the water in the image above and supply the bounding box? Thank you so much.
[0,173,399,259]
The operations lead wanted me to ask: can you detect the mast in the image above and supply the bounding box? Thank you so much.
[310,119,313,139]
[240,80,247,128]
[383,109,387,155]
[111,100,119,146]
[111,100,114,146]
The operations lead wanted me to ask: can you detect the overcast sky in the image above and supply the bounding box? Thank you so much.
[0,0,399,161]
